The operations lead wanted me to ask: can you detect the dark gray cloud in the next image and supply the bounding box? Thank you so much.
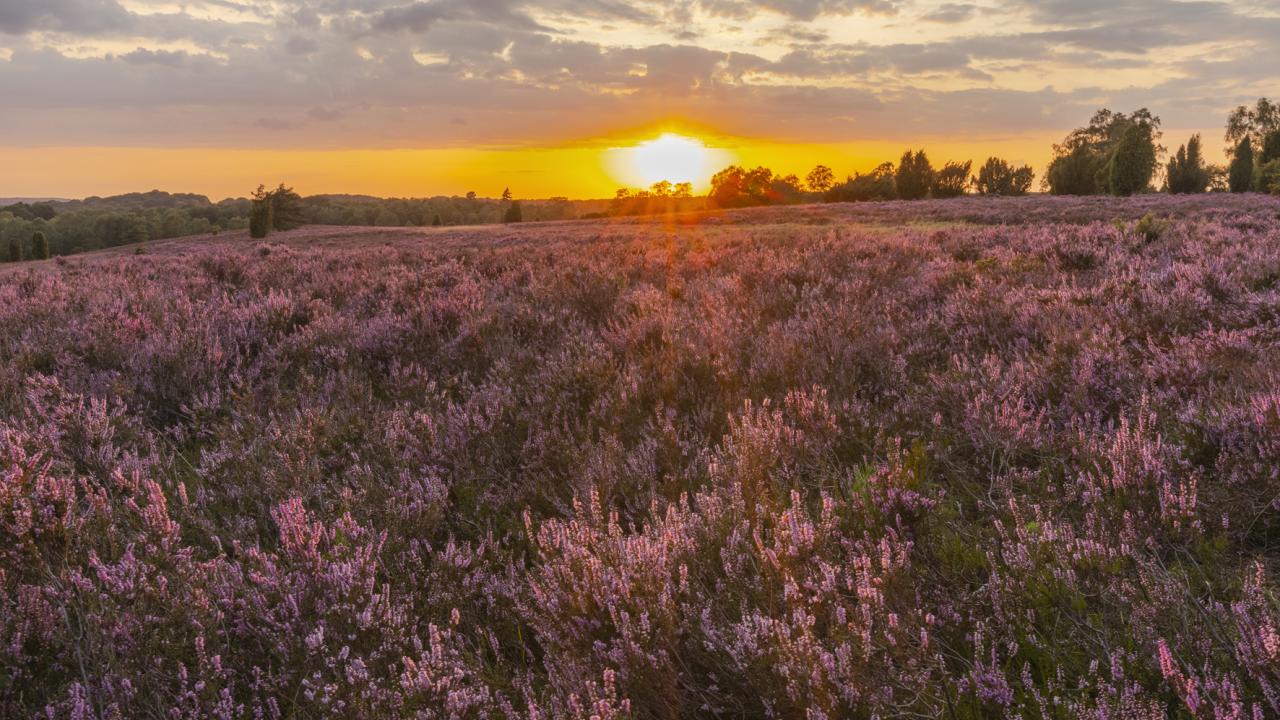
[0,0,134,35]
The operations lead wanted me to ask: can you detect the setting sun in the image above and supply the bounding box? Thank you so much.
[605,133,734,191]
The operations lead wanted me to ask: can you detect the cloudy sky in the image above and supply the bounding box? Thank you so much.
[1,0,1277,198]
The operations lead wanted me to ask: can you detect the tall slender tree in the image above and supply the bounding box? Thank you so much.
[32,231,50,260]
[1165,135,1210,194]
[1229,138,1255,193]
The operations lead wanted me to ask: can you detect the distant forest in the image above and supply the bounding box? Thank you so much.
[4,99,1279,260]
[1,190,605,259]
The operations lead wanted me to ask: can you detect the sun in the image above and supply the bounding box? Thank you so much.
[605,133,732,191]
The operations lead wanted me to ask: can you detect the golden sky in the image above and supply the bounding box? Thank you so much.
[0,0,1274,199]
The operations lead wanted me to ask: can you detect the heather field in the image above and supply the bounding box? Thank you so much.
[5,195,1280,719]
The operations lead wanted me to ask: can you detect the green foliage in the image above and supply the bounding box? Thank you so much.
[503,201,523,223]
[6,235,20,263]
[1225,98,1279,150]
[1047,108,1162,195]
[1046,145,1101,195]
[1107,124,1158,196]
[0,202,56,221]
[32,231,49,260]
[825,162,897,202]
[974,157,1034,196]
[895,149,934,200]
[96,212,149,246]
[1229,138,1255,193]
[1135,213,1170,242]
[930,160,972,199]
[1165,134,1211,194]
[1258,160,1280,196]
[1260,130,1280,166]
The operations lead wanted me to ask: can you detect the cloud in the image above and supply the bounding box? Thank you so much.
[368,0,548,34]
[0,0,1275,152]
[0,0,134,35]
[285,35,320,54]
[699,0,896,21]
[922,3,975,23]
[118,48,189,67]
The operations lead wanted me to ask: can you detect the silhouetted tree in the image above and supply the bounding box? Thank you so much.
[250,184,304,238]
[708,166,776,208]
[1165,134,1211,194]
[931,160,972,198]
[770,174,805,204]
[1108,123,1157,196]
[249,185,274,238]
[432,214,443,226]
[503,201,523,223]
[672,182,693,199]
[650,180,673,198]
[1229,138,1255,193]
[501,187,513,201]
[974,157,1034,196]
[825,162,896,202]
[806,165,834,193]
[32,231,49,260]
[271,185,304,231]
[894,150,934,200]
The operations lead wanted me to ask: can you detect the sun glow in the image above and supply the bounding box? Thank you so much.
[605,133,733,191]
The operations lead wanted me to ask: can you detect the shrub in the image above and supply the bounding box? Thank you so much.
[825,162,896,202]
[5,236,20,262]
[974,157,1034,196]
[931,160,972,198]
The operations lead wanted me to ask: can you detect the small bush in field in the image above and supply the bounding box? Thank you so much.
[1,193,1279,719]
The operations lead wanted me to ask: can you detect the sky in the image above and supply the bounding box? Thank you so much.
[1,0,1277,199]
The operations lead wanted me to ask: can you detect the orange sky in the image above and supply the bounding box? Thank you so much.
[0,129,1229,201]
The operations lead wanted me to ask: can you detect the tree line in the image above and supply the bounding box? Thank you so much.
[5,99,1278,261]
[694,99,1280,210]
[0,188,580,260]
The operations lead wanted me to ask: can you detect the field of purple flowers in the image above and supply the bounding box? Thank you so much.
[3,194,1280,719]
